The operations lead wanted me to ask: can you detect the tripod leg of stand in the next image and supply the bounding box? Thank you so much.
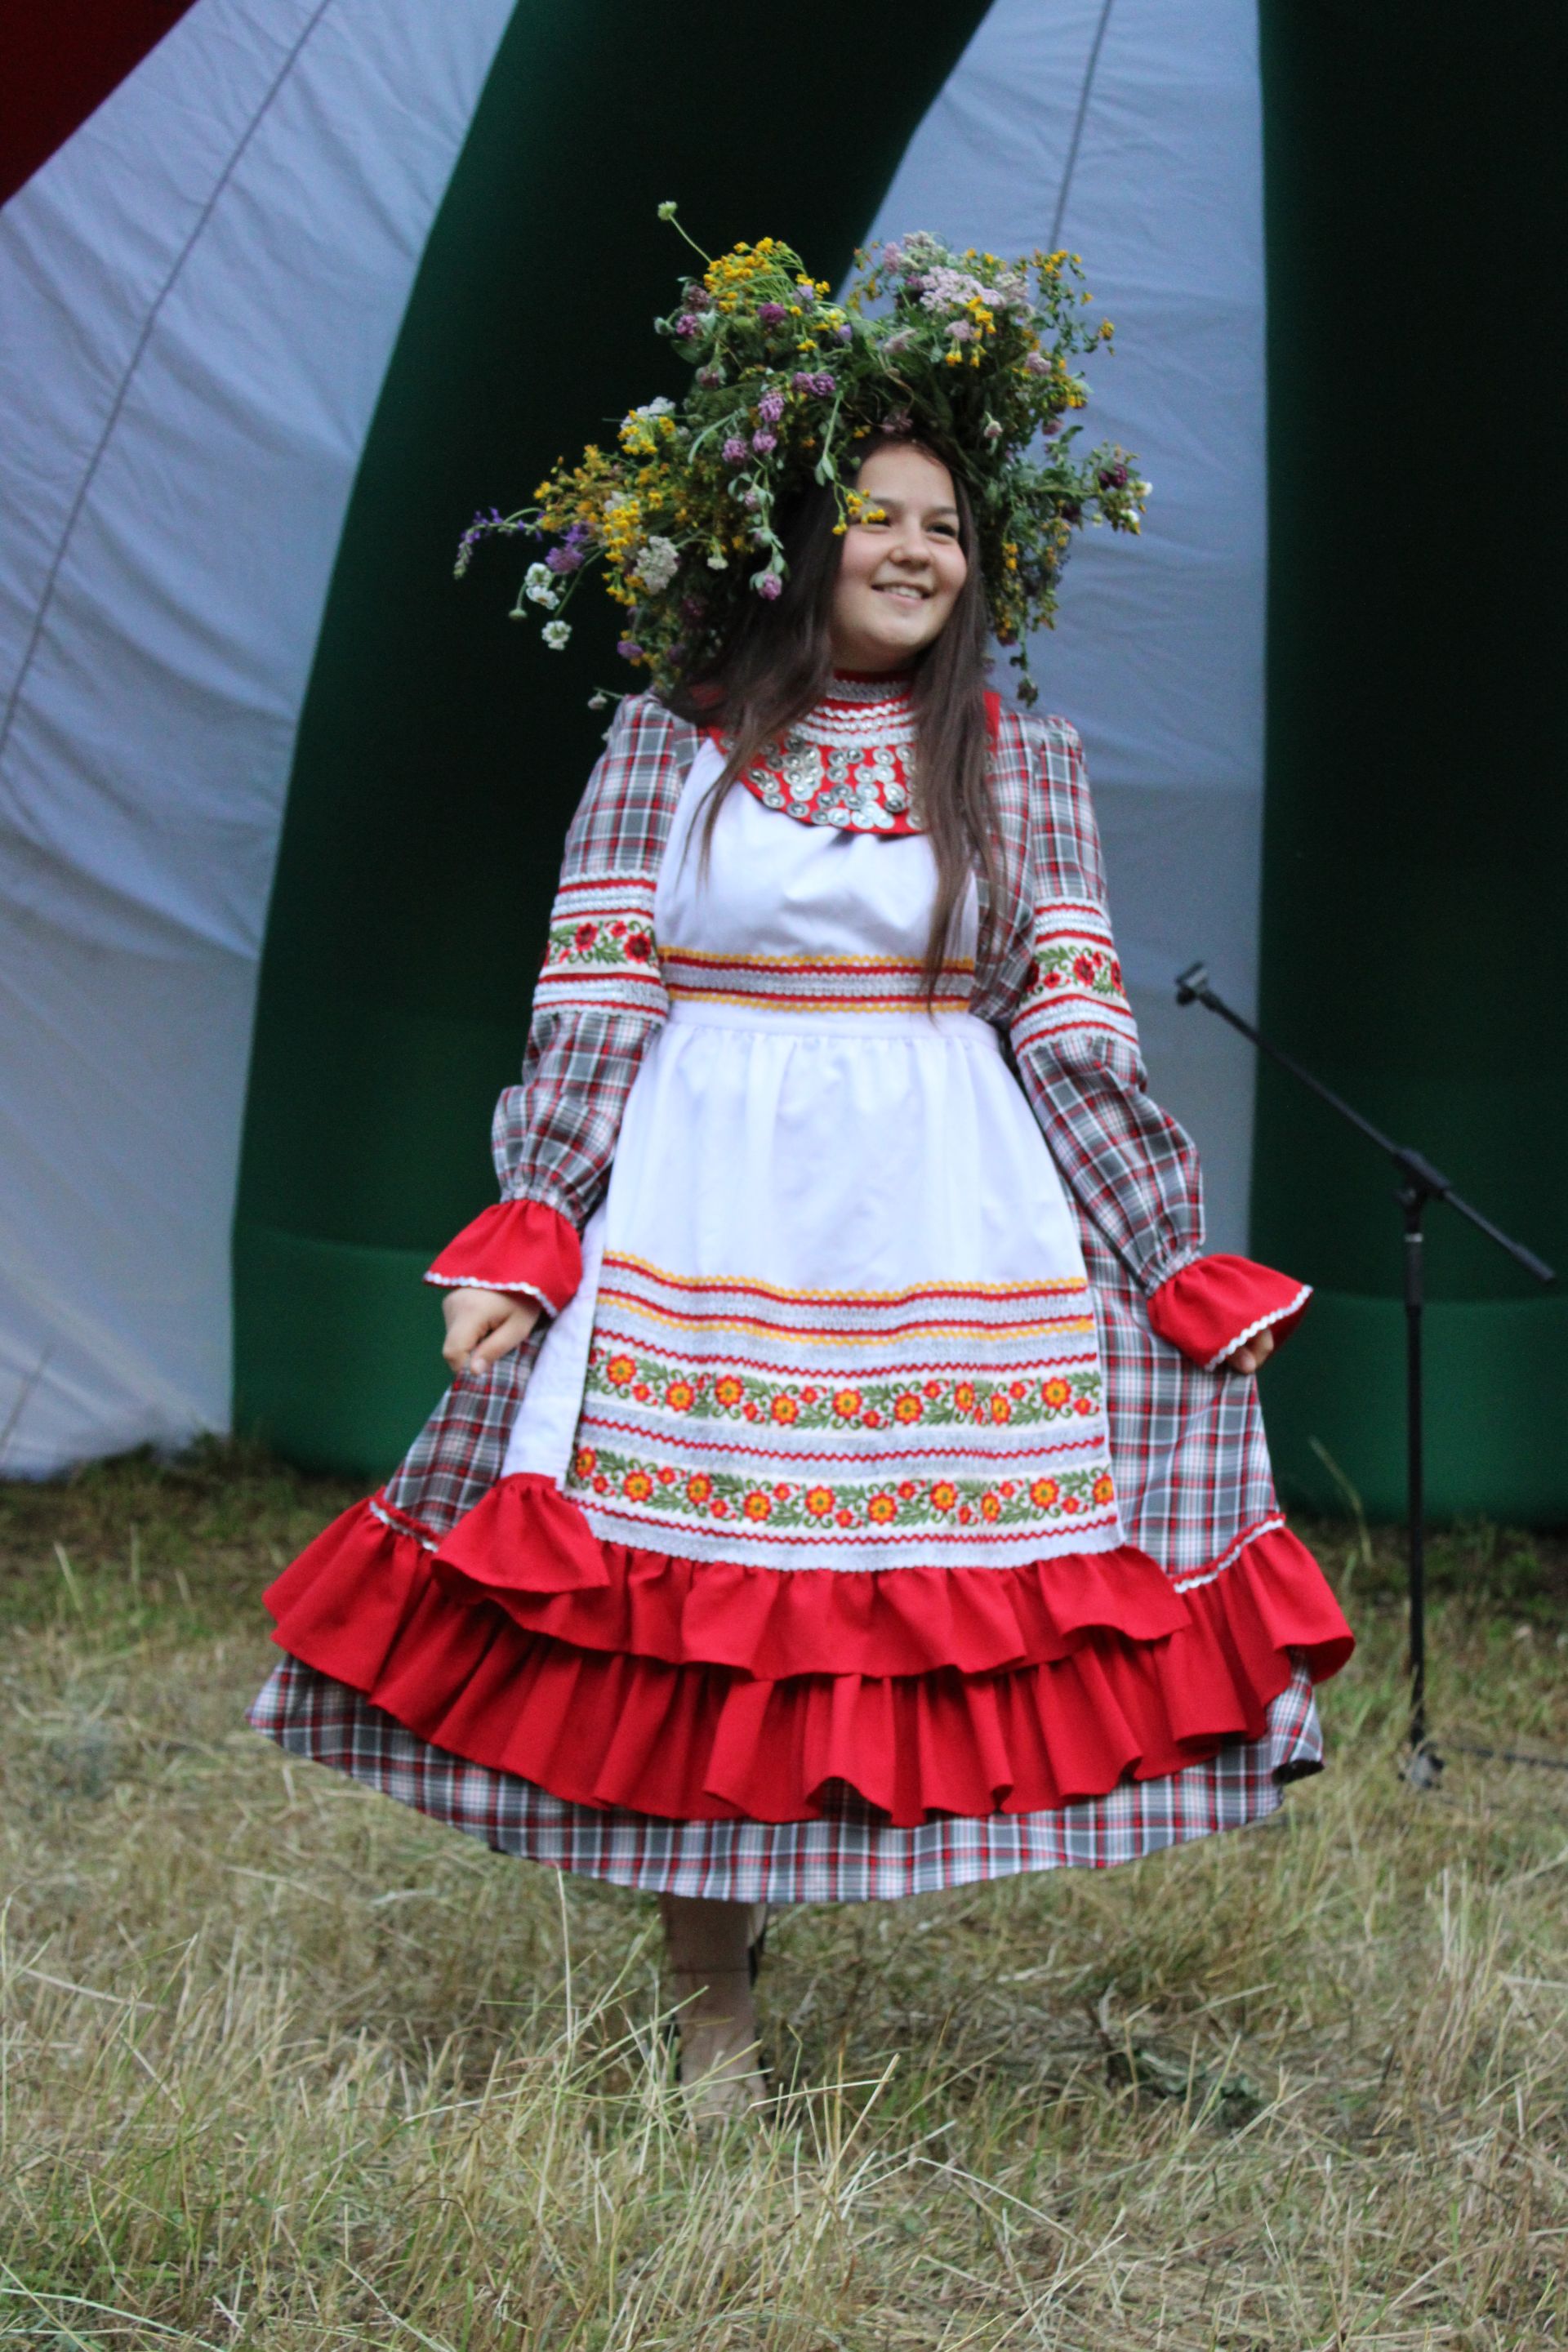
[1401,1189,1443,1788]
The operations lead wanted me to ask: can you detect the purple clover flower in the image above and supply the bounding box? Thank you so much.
[755,572,782,600]
[696,366,724,388]
[616,638,644,661]
[751,430,777,455]
[792,370,835,397]
[757,390,785,424]
[675,313,702,339]
[758,301,787,326]
[1098,462,1129,490]
[545,519,591,573]
[1023,351,1050,376]
[722,437,750,466]
[834,324,853,343]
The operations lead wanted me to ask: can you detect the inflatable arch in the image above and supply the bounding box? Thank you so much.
[2,0,1563,1517]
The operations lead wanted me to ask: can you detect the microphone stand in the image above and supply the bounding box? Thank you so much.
[1174,963,1556,1782]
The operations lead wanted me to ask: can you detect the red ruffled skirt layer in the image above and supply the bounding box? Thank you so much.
[263,1474,1352,1829]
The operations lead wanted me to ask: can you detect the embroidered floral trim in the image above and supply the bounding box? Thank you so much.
[1035,938,1124,1001]
[1011,900,1138,1056]
[584,1339,1102,1431]
[542,909,658,973]
[567,1441,1116,1534]
[534,875,664,1014]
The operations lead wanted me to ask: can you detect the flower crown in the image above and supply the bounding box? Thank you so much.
[457,209,1147,706]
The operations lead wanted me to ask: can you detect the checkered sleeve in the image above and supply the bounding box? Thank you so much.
[423,696,690,1317]
[1007,715,1205,1295]
[497,693,690,1218]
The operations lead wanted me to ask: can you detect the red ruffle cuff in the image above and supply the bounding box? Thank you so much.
[424,1200,582,1316]
[261,1477,1352,1829]
[1149,1254,1312,1372]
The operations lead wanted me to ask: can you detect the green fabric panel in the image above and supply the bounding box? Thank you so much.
[1255,4,1566,1521]
[234,0,991,1477]
[234,1225,448,1478]
[1260,1292,1568,1525]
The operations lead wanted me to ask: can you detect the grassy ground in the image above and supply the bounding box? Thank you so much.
[2,1446,1566,2350]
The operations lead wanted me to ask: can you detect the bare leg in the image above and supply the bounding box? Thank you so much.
[659,1895,768,2118]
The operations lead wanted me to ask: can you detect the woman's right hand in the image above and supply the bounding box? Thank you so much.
[440,1285,542,1376]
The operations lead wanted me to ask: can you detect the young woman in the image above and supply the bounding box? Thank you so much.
[252,231,1352,2118]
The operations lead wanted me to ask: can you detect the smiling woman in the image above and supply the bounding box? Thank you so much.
[251,223,1350,2122]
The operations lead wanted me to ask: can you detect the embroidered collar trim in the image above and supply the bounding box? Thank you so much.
[737,672,923,836]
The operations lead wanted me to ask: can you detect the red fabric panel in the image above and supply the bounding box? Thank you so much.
[424,1200,581,1315]
[1147,1253,1312,1369]
[264,1492,1353,1828]
[0,0,201,207]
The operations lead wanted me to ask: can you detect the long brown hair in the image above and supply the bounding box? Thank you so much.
[663,440,999,997]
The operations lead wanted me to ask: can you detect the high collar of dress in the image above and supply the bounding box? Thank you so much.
[737,670,922,836]
[810,669,916,728]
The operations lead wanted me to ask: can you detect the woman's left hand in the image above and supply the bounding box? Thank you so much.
[1222,1327,1276,1376]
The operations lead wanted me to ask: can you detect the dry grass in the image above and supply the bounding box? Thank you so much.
[2,1446,1566,2350]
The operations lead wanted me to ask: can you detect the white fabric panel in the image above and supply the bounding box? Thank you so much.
[860,0,1267,1250]
[0,0,515,1472]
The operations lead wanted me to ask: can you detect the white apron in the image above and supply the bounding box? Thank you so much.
[502,740,1123,1575]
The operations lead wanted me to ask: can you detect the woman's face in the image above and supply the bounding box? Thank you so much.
[827,442,968,672]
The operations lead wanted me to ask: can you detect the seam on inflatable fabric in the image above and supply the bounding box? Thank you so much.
[1049,0,1119,249]
[1170,1516,1285,1593]
[0,0,341,765]
[1200,1285,1313,1374]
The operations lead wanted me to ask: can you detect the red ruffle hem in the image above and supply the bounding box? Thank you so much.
[262,1472,1352,1829]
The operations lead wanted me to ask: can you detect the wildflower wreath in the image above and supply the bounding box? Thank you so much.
[457,208,1147,706]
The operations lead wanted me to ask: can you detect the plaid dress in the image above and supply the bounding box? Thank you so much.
[252,684,1350,1900]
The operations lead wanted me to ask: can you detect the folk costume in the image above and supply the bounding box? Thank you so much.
[251,222,1352,1901]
